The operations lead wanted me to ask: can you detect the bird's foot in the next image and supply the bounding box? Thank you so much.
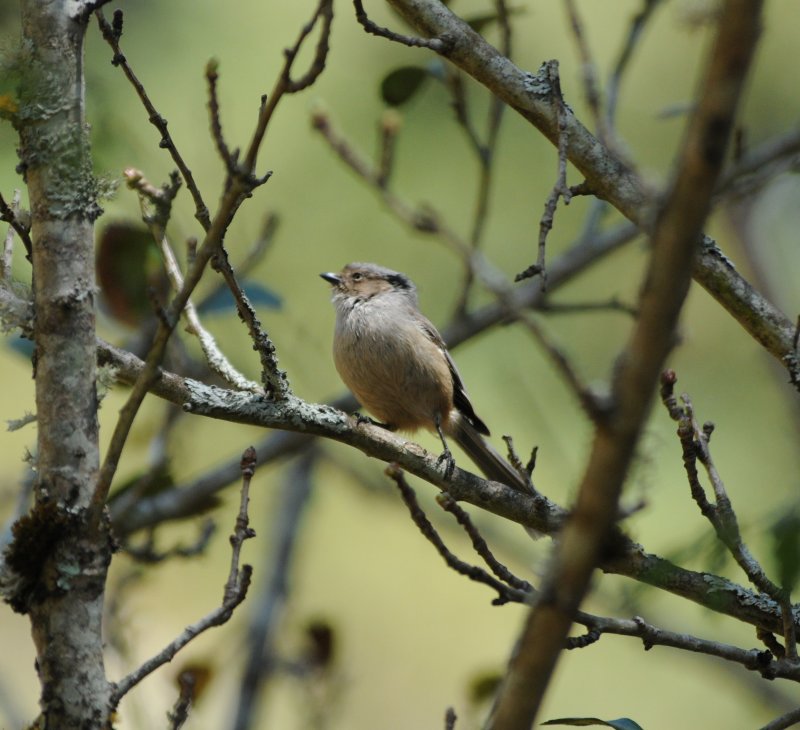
[355,413,395,431]
[437,447,456,480]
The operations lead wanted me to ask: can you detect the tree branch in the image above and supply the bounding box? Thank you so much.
[385,0,797,380]
[486,2,764,726]
[110,446,257,708]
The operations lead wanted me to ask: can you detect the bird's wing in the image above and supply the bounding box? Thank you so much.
[418,317,490,436]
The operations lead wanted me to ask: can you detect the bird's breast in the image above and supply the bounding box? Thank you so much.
[332,306,453,431]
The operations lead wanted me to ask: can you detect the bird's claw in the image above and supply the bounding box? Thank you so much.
[437,448,456,480]
[355,413,395,431]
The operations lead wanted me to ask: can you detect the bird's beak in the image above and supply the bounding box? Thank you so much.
[320,272,342,286]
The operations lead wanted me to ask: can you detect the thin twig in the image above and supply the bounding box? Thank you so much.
[452,0,511,314]
[487,2,765,725]
[517,311,605,420]
[95,9,211,229]
[284,0,334,93]
[210,245,288,397]
[436,493,533,593]
[122,520,216,564]
[660,372,797,658]
[606,0,662,129]
[166,670,195,730]
[243,0,333,174]
[717,126,800,199]
[233,450,317,730]
[125,168,261,393]
[516,61,571,288]
[110,446,257,707]
[92,3,331,512]
[353,0,449,51]
[446,70,485,159]
[538,296,637,317]
[386,465,531,605]
[376,110,402,189]
[563,0,608,144]
[661,379,782,594]
[760,707,800,730]
[206,60,236,173]
[577,613,780,677]
[236,213,280,277]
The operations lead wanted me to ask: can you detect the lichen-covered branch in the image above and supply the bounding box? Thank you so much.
[486,2,764,726]
[5,2,112,726]
[385,0,797,380]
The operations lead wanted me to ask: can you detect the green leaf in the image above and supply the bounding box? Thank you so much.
[542,717,644,730]
[380,66,428,106]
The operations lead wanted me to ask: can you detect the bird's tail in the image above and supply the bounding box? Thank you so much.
[450,415,533,496]
[451,416,542,539]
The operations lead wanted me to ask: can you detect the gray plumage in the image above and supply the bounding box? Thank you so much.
[321,262,533,497]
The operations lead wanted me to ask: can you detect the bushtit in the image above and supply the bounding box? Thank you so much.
[320,262,531,494]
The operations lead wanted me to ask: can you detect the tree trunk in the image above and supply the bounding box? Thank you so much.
[10,1,112,726]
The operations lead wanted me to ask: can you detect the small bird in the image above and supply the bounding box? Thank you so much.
[320,262,532,494]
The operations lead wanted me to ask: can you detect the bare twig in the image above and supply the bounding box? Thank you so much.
[436,493,533,593]
[233,450,317,730]
[516,312,605,420]
[516,61,571,288]
[659,372,797,659]
[718,126,800,199]
[166,670,195,730]
[501,436,537,484]
[243,0,333,173]
[606,0,662,131]
[487,3,764,726]
[575,612,783,677]
[385,0,797,382]
[110,446,257,707]
[538,296,637,317]
[124,168,261,393]
[284,4,334,93]
[95,9,211,229]
[122,520,216,564]
[234,213,280,277]
[452,0,512,314]
[353,0,449,51]
[206,60,236,173]
[447,70,484,156]
[386,465,531,606]
[563,0,608,144]
[376,110,401,189]
[760,707,800,730]
[78,331,800,639]
[210,244,288,397]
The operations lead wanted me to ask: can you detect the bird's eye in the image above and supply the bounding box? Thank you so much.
[351,272,363,281]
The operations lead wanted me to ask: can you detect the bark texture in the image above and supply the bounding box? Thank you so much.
[7,1,112,726]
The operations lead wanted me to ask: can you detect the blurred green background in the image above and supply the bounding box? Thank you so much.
[1,1,799,727]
